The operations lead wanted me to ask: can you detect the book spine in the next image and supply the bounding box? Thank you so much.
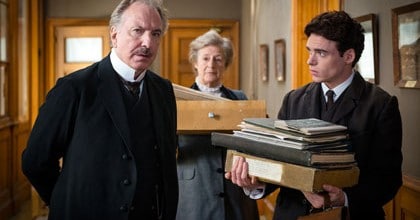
[211,132,313,166]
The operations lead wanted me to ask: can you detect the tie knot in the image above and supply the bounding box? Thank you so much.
[326,90,334,99]
[120,77,141,97]
[124,80,141,87]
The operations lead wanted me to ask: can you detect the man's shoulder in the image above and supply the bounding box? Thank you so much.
[287,82,319,97]
[145,70,166,80]
[361,81,395,101]
[145,70,172,86]
[144,70,175,99]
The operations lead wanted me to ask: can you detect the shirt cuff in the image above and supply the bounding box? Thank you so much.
[344,192,348,207]
[243,185,266,200]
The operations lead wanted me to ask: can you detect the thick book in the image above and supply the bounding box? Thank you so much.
[225,150,360,192]
[235,123,349,148]
[242,118,349,142]
[233,130,349,150]
[211,132,355,168]
[274,118,348,135]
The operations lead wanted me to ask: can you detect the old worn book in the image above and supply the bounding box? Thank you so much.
[211,132,355,168]
[233,130,349,150]
[242,118,348,142]
[237,124,348,146]
[274,118,348,136]
[225,150,360,192]
[172,83,229,100]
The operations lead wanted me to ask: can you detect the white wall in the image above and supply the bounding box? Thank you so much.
[240,0,292,118]
[47,0,241,19]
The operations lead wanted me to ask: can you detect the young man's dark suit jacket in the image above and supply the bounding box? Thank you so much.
[265,72,402,220]
[22,55,178,220]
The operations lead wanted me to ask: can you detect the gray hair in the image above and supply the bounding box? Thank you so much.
[189,29,234,68]
[109,0,169,33]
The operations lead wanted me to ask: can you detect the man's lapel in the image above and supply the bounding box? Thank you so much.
[331,72,365,123]
[303,84,323,118]
[97,56,132,149]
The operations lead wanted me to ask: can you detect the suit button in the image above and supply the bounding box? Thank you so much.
[154,145,158,150]
[302,199,307,205]
[122,154,128,160]
[130,206,135,211]
[218,192,225,197]
[122,179,131,185]
[120,204,128,212]
[216,168,223,173]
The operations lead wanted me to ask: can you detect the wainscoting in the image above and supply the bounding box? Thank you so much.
[393,175,420,220]
[0,121,32,220]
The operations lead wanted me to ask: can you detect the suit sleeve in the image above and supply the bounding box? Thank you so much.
[345,95,403,216]
[21,78,79,204]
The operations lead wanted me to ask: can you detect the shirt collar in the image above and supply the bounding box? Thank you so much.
[110,48,146,82]
[195,77,223,97]
[321,71,355,101]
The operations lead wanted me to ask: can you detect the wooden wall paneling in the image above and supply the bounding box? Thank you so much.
[395,175,420,220]
[11,123,31,209]
[0,0,33,219]
[0,128,13,219]
[7,0,33,216]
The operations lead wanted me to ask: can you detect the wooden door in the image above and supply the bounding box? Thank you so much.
[160,19,239,89]
[55,26,110,77]
[46,19,110,90]
[292,0,342,88]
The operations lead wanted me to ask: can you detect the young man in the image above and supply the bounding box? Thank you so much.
[22,1,178,219]
[226,11,402,220]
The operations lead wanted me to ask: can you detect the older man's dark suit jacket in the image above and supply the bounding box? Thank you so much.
[266,72,402,220]
[22,55,178,220]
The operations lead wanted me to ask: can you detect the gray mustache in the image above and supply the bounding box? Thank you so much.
[137,47,151,56]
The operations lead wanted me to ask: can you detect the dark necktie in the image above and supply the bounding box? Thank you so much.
[326,90,335,110]
[120,78,141,97]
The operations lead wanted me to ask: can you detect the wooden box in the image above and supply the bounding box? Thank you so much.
[176,100,266,134]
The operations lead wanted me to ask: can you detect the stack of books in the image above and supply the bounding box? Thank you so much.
[211,118,359,192]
